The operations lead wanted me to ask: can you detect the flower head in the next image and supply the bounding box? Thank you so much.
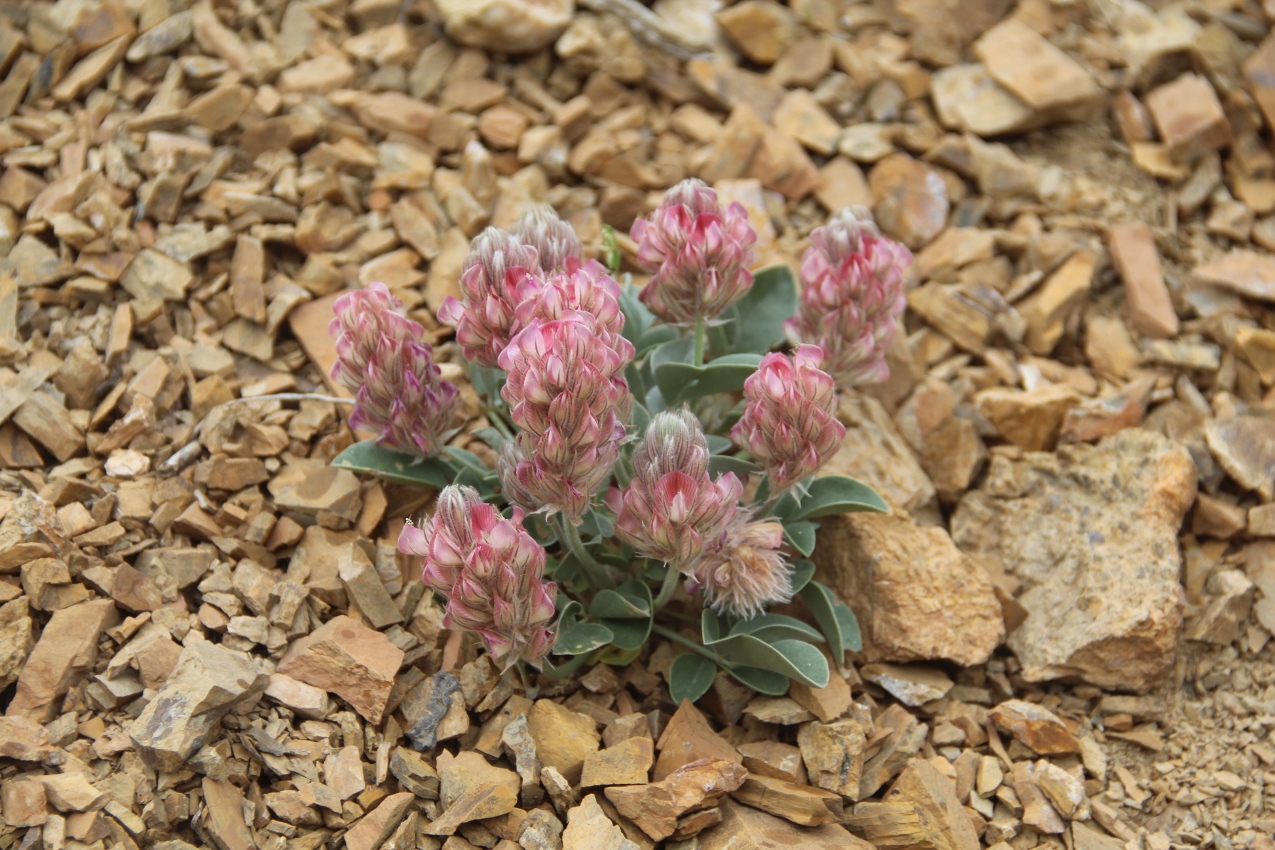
[730,345,845,492]
[498,313,635,521]
[438,228,540,368]
[785,207,911,388]
[631,178,757,324]
[606,410,742,568]
[512,205,583,274]
[512,260,626,348]
[329,283,459,456]
[399,485,556,669]
[690,517,792,619]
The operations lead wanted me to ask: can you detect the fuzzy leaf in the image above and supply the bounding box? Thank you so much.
[783,520,817,557]
[708,455,761,477]
[589,580,652,618]
[668,654,718,705]
[800,580,862,665]
[778,475,890,522]
[789,559,816,593]
[729,613,824,643]
[667,353,764,403]
[332,441,454,489]
[603,615,652,651]
[725,264,797,355]
[714,635,830,688]
[554,622,615,655]
[728,665,791,695]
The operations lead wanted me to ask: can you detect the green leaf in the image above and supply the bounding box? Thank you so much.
[706,435,733,454]
[784,520,817,557]
[619,279,655,346]
[789,559,816,593]
[729,613,824,643]
[725,265,797,355]
[331,441,454,489]
[654,361,703,404]
[579,508,615,539]
[590,580,652,619]
[603,615,652,651]
[635,325,678,358]
[554,621,614,655]
[785,476,890,521]
[799,580,862,665]
[472,427,510,450]
[708,455,760,478]
[598,645,642,666]
[728,665,791,695]
[667,353,763,404]
[602,225,622,274]
[712,635,830,688]
[630,401,652,437]
[701,608,730,644]
[668,654,718,705]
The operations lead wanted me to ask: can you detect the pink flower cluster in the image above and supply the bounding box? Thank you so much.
[438,206,585,368]
[399,485,556,669]
[607,409,742,569]
[631,178,758,325]
[731,346,846,493]
[329,283,459,456]
[608,410,793,618]
[785,207,911,388]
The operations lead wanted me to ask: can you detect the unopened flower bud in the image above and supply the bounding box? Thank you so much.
[785,208,911,388]
[512,205,583,274]
[399,485,556,669]
[438,228,539,368]
[512,260,626,348]
[329,283,459,456]
[607,411,741,568]
[690,517,792,619]
[631,178,757,324]
[730,345,845,492]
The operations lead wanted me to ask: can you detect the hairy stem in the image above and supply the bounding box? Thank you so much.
[560,516,612,589]
[652,561,681,611]
[651,623,726,666]
[693,316,707,367]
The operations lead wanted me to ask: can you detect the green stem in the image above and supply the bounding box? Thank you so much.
[651,623,726,666]
[652,561,681,611]
[692,316,707,367]
[484,406,516,442]
[560,517,612,589]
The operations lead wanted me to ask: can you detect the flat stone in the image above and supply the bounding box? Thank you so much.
[129,641,269,771]
[731,774,843,826]
[1,778,46,827]
[1205,416,1275,500]
[797,718,866,799]
[433,0,572,52]
[1144,73,1232,162]
[1236,327,1275,385]
[868,153,949,249]
[1187,568,1254,645]
[737,741,807,785]
[1020,250,1096,355]
[654,701,742,781]
[277,615,404,723]
[7,598,118,721]
[265,673,333,719]
[989,700,1081,755]
[974,19,1102,115]
[325,745,366,801]
[119,249,193,301]
[527,699,600,785]
[563,794,638,850]
[861,664,954,707]
[931,64,1034,137]
[427,751,519,834]
[268,462,363,525]
[952,430,1195,692]
[582,735,654,787]
[813,512,1004,666]
[347,792,415,850]
[715,0,799,64]
[699,797,872,850]
[976,384,1082,452]
[38,773,106,812]
[0,597,33,693]
[1244,33,1275,134]
[1107,223,1178,339]
[605,759,747,842]
[1194,250,1275,302]
[849,759,979,850]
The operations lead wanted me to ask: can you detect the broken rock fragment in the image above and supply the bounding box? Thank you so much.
[7,598,118,722]
[130,641,269,771]
[952,429,1195,691]
[276,615,404,723]
[605,759,747,841]
[989,699,1081,755]
[433,0,573,53]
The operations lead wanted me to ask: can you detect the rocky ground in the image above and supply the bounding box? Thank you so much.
[2,0,1275,849]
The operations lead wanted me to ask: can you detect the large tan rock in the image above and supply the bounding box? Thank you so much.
[0,598,33,694]
[951,429,1195,692]
[813,512,1004,666]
